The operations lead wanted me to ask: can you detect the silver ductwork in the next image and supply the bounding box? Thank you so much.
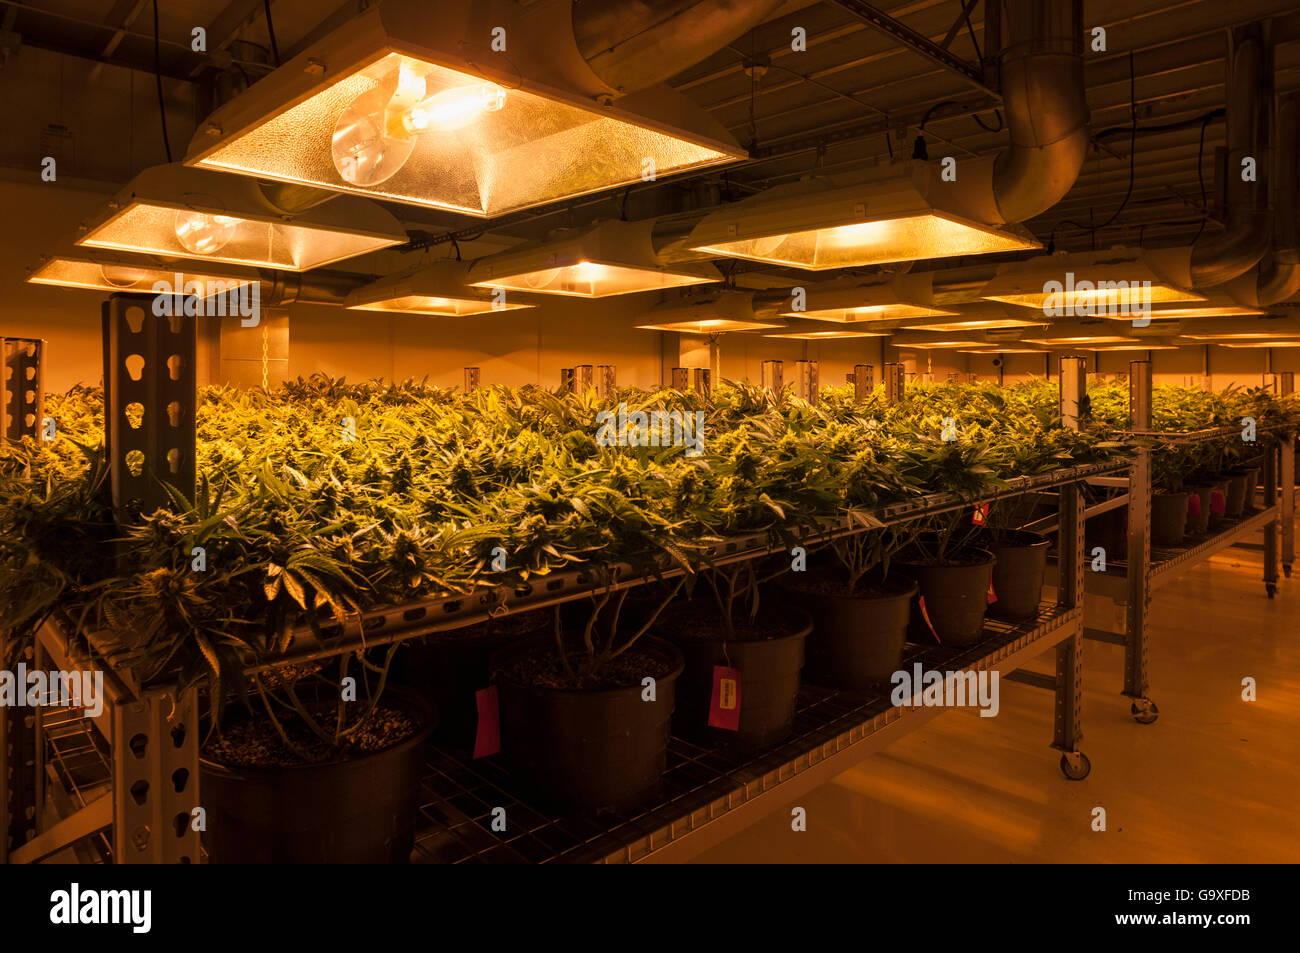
[574,0,788,94]
[1226,91,1300,307]
[921,0,1090,226]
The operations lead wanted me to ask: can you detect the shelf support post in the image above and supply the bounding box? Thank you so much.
[1054,357,1087,754]
[1125,360,1153,700]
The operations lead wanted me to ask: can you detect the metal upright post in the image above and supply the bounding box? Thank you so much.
[1126,361,1158,721]
[851,364,873,401]
[1263,436,1279,597]
[761,360,783,400]
[463,367,481,392]
[1055,357,1089,777]
[692,367,712,398]
[670,367,689,391]
[559,368,575,393]
[884,362,905,403]
[595,365,616,399]
[573,364,594,393]
[1279,373,1294,577]
[794,360,818,404]
[1,338,46,443]
[0,645,39,862]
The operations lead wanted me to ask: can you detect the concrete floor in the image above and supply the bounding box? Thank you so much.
[696,535,1300,863]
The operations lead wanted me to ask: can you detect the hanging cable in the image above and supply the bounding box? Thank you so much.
[262,0,281,66]
[1192,110,1212,244]
[1088,50,1138,236]
[151,0,172,162]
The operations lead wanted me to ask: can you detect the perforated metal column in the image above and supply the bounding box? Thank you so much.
[0,337,44,443]
[0,646,39,861]
[1054,482,1085,753]
[111,688,201,864]
[851,364,873,401]
[102,294,196,516]
[794,360,819,404]
[884,362,905,403]
[761,360,783,397]
[1125,361,1153,699]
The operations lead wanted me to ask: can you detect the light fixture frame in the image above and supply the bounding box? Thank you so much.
[980,248,1206,316]
[344,259,535,316]
[26,246,263,296]
[75,164,407,272]
[183,0,745,216]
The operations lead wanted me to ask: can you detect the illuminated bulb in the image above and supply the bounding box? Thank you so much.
[402,83,506,133]
[174,211,240,255]
[99,264,151,288]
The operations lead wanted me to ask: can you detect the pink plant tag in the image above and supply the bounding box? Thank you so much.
[918,596,941,643]
[1211,490,1225,515]
[473,686,501,759]
[972,503,989,526]
[1187,494,1202,518]
[708,665,742,731]
[987,580,998,605]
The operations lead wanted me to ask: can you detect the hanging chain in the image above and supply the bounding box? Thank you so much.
[261,323,270,391]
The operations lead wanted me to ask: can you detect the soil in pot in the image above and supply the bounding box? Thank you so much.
[900,546,996,647]
[200,688,435,863]
[977,529,1050,621]
[397,608,551,749]
[1185,485,1213,536]
[490,634,683,815]
[653,601,809,751]
[1151,491,1189,547]
[1222,471,1249,519]
[774,567,916,691]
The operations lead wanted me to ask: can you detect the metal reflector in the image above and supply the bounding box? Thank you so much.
[75,165,406,271]
[345,260,534,316]
[184,0,743,216]
[681,170,1040,270]
[470,220,720,298]
[980,249,1205,315]
[27,248,261,296]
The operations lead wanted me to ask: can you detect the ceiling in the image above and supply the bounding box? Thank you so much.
[5,0,1300,280]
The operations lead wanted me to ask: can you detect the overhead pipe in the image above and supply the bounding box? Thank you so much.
[1146,23,1273,291]
[573,0,788,94]
[1225,91,1300,307]
[919,0,1090,226]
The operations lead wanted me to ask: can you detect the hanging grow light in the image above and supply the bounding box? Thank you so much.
[980,249,1204,316]
[681,172,1040,271]
[470,220,719,298]
[636,290,779,332]
[27,248,260,296]
[1020,334,1142,346]
[765,328,887,339]
[183,0,743,216]
[345,260,534,316]
[75,164,406,271]
[1216,340,1300,348]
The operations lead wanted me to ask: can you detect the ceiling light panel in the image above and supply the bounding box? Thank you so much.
[345,260,534,316]
[684,173,1040,270]
[76,164,406,271]
[185,2,743,216]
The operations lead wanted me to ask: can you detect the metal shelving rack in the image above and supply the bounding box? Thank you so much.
[1067,361,1296,726]
[5,349,1118,863]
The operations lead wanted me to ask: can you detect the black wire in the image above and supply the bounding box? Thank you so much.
[449,236,462,261]
[1192,111,1212,244]
[919,100,958,131]
[262,0,281,66]
[972,109,1004,133]
[151,0,172,162]
[1089,51,1137,235]
[962,7,983,63]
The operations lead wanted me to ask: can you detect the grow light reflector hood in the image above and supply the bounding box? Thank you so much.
[469,220,720,297]
[777,274,956,324]
[764,328,886,339]
[636,290,779,332]
[345,260,534,316]
[183,0,744,216]
[76,164,406,271]
[27,247,261,295]
[683,171,1040,270]
[981,249,1204,316]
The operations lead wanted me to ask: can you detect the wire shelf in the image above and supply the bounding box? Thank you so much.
[412,601,1074,864]
[41,708,113,864]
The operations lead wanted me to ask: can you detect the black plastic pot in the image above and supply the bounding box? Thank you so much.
[901,547,996,647]
[980,530,1050,621]
[200,689,434,864]
[398,609,551,749]
[1222,471,1249,519]
[774,569,916,691]
[1186,484,1213,535]
[1241,466,1260,511]
[1151,491,1189,547]
[490,634,683,814]
[655,603,809,751]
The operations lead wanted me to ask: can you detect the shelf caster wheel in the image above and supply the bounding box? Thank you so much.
[1130,698,1159,725]
[1060,751,1091,781]
[1266,582,1278,599]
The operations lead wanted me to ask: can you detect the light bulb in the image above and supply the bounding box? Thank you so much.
[402,83,507,134]
[174,211,239,255]
[99,264,152,288]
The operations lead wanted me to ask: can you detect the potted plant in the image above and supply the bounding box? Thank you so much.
[773,522,917,690]
[653,559,811,751]
[899,518,996,647]
[489,577,687,814]
[1151,446,1192,547]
